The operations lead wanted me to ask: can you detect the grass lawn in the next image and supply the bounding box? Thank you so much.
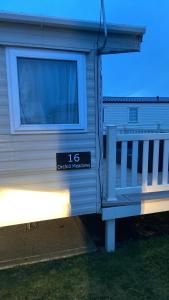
[0,232,169,300]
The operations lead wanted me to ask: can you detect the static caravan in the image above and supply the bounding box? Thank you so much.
[0,12,144,227]
[103,96,169,130]
[2,13,169,253]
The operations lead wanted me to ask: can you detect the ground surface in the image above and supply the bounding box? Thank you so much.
[0,212,169,300]
[0,236,169,300]
[0,217,96,269]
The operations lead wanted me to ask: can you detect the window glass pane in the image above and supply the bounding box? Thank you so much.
[17,57,79,125]
[129,108,138,123]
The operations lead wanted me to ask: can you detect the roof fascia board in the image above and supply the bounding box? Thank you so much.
[0,12,146,37]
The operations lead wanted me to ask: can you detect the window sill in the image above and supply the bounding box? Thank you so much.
[10,127,88,135]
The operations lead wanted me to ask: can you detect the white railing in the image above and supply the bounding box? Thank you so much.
[103,123,169,135]
[106,126,169,202]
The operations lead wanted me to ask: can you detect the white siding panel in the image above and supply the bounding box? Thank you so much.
[0,132,95,143]
[0,116,10,125]
[0,107,9,116]
[0,127,10,135]
[104,103,169,129]
[0,95,8,106]
[0,148,96,163]
[0,170,97,186]
[0,155,96,173]
[0,43,99,221]
[0,142,96,155]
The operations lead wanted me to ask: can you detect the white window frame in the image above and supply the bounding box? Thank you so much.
[6,48,87,134]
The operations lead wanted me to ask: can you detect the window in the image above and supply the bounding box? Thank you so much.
[6,48,87,133]
[128,107,138,123]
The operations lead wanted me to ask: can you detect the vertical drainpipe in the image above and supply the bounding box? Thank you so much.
[96,0,108,209]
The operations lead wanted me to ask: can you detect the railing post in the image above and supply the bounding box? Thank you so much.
[107,126,117,202]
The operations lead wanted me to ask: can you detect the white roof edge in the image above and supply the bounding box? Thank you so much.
[0,12,146,36]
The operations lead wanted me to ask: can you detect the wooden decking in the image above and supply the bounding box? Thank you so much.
[102,190,169,207]
[102,190,169,224]
[103,161,164,200]
[103,161,169,215]
[103,127,169,251]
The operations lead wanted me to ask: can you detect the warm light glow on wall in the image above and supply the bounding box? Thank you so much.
[0,188,71,227]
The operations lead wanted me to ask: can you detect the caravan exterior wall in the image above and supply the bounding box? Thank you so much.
[0,29,99,225]
[0,14,145,226]
[104,103,169,129]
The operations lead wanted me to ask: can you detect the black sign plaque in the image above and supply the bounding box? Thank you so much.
[56,152,91,171]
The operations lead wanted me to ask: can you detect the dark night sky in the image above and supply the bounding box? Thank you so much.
[1,0,169,96]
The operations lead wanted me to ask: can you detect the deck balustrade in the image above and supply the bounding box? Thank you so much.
[106,126,169,202]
